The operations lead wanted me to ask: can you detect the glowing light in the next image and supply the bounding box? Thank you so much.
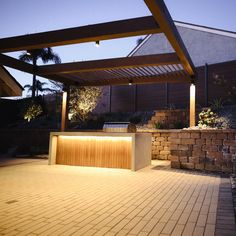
[61,91,68,131]
[190,83,196,127]
[95,41,100,47]
[59,135,132,142]
[190,83,195,99]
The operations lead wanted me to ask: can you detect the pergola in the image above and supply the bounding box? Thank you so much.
[0,0,196,129]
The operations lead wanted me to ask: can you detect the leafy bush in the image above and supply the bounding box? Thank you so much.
[198,108,217,128]
[215,116,231,129]
[24,104,43,122]
[69,86,102,122]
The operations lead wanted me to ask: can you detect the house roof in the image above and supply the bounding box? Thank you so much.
[128,21,236,57]
[0,66,23,97]
[174,21,236,38]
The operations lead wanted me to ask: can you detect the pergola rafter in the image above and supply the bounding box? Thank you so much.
[0,0,197,126]
[37,53,180,75]
[0,16,161,53]
[144,0,196,77]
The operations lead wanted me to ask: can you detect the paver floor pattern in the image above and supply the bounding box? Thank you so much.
[0,160,221,236]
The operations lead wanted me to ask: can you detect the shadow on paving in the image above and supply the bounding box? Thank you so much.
[0,156,47,167]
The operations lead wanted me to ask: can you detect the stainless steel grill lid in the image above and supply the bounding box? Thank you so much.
[103,122,136,133]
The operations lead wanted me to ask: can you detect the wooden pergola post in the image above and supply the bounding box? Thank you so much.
[189,83,196,127]
[61,84,69,131]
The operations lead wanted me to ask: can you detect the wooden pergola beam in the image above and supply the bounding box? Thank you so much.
[144,0,196,77]
[69,74,189,87]
[37,53,180,75]
[0,54,34,74]
[0,16,161,53]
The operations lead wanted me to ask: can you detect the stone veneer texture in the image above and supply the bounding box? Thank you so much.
[151,130,236,173]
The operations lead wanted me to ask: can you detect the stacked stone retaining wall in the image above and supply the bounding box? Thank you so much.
[150,129,236,173]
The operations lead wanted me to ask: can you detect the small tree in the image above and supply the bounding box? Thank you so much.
[69,86,102,122]
[24,104,43,122]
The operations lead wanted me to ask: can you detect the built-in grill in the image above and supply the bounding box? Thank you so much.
[103,122,136,133]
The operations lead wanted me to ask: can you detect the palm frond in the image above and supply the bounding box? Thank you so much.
[19,53,33,62]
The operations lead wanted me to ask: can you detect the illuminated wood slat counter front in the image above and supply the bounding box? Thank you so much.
[49,132,151,171]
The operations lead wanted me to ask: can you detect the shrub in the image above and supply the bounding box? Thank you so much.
[215,116,231,129]
[198,108,217,128]
[24,104,43,122]
[69,86,102,122]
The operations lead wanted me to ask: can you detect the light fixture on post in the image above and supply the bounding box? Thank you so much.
[61,84,69,132]
[190,82,196,127]
[128,79,133,86]
[95,41,100,47]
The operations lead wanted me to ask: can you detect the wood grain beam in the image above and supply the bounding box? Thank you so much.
[144,0,196,77]
[0,16,161,53]
[37,53,180,75]
[0,54,34,74]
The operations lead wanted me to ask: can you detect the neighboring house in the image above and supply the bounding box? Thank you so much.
[95,21,236,113]
[0,66,23,97]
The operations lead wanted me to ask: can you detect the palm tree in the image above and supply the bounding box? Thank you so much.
[19,48,61,98]
[24,80,55,97]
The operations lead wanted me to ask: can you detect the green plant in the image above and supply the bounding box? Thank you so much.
[155,122,165,129]
[24,104,43,122]
[209,98,225,111]
[215,116,231,129]
[69,86,102,122]
[198,108,217,128]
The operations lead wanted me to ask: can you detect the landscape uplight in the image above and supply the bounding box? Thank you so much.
[95,41,100,47]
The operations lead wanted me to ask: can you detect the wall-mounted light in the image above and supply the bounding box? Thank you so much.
[95,41,100,47]
[26,51,31,55]
[128,80,133,86]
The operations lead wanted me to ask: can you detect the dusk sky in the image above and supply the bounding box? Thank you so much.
[1,0,236,97]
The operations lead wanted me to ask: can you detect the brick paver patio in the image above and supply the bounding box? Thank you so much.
[0,160,235,236]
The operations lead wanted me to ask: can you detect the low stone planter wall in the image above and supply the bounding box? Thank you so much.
[147,109,189,129]
[151,130,172,160]
[149,129,236,173]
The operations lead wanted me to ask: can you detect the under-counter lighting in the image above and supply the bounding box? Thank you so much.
[58,135,132,142]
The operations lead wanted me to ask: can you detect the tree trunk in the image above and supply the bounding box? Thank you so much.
[32,57,37,98]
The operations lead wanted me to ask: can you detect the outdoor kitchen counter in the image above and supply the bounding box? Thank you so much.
[49,132,151,171]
